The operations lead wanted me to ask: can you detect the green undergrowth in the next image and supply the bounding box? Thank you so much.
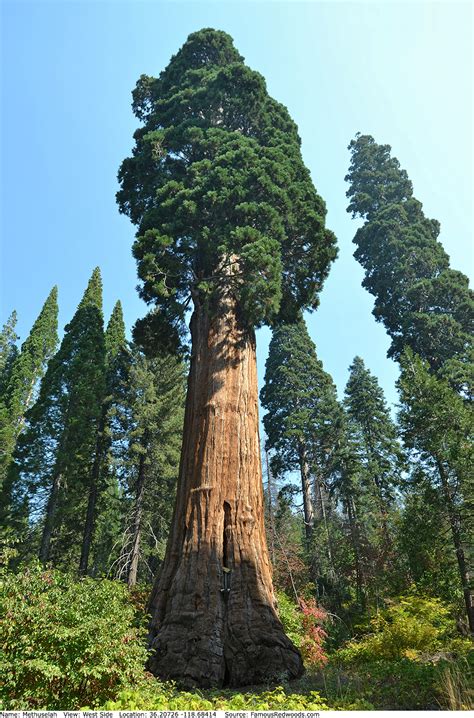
[95,681,328,711]
[0,561,148,710]
[1,560,472,711]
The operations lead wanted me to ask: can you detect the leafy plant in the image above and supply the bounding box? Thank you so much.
[0,563,148,709]
[277,591,328,667]
[98,681,328,710]
[336,594,458,662]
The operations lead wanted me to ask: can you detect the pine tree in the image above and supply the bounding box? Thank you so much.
[0,288,58,487]
[114,348,185,587]
[0,311,19,395]
[345,134,473,394]
[15,268,106,566]
[397,350,474,631]
[118,28,337,685]
[79,300,128,574]
[343,357,403,569]
[260,317,342,594]
[330,410,368,608]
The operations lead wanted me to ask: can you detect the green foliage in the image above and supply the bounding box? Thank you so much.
[261,317,341,479]
[323,658,439,710]
[0,289,58,494]
[397,350,473,627]
[398,473,463,607]
[0,563,148,709]
[346,133,473,392]
[0,311,19,395]
[15,268,106,566]
[342,356,404,592]
[113,347,186,583]
[118,28,336,344]
[276,591,328,667]
[336,594,464,662]
[98,681,328,711]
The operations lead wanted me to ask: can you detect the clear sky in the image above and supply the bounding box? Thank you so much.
[1,0,472,413]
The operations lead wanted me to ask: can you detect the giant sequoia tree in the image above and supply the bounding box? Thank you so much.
[118,29,336,686]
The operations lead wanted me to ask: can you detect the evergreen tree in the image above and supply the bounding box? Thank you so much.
[114,348,185,587]
[0,312,19,497]
[79,300,128,574]
[343,356,403,568]
[398,469,463,608]
[260,317,342,598]
[118,28,337,685]
[0,311,19,395]
[345,134,473,393]
[15,268,106,566]
[345,135,473,630]
[330,410,369,608]
[397,350,473,631]
[0,288,58,485]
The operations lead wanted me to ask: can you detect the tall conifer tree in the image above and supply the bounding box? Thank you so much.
[345,134,473,394]
[16,269,106,565]
[0,289,58,469]
[343,356,403,566]
[113,348,185,587]
[0,312,19,395]
[118,29,336,685]
[260,318,341,567]
[79,300,128,574]
[345,135,473,629]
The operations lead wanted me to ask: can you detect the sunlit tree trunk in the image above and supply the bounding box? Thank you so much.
[147,286,303,687]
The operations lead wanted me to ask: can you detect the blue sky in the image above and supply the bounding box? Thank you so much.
[1,0,472,413]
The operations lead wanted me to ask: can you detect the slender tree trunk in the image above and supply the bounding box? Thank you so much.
[299,442,315,544]
[39,471,61,564]
[79,410,106,575]
[147,288,303,687]
[127,445,147,587]
[437,460,474,633]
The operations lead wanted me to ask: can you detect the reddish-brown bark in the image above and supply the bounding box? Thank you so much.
[147,286,303,687]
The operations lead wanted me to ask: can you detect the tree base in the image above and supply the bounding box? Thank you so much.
[147,601,304,688]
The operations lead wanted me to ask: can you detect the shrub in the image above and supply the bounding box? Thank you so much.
[98,680,328,710]
[0,562,148,709]
[336,594,459,662]
[277,591,328,667]
[323,658,439,710]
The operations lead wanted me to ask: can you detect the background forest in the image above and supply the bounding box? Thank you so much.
[1,1,473,712]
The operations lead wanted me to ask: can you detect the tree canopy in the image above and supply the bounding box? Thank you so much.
[117,28,337,347]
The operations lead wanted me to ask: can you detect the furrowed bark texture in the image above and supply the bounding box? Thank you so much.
[147,290,303,687]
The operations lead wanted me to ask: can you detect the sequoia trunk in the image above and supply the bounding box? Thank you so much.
[147,290,303,687]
